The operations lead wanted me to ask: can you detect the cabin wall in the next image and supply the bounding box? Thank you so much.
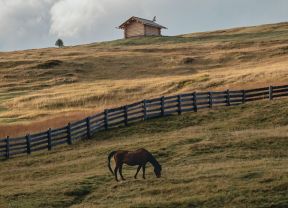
[145,25,161,36]
[125,21,145,38]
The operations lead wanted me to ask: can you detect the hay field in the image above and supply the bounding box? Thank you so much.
[1,22,288,136]
[0,98,287,207]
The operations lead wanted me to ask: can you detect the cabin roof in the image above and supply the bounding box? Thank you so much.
[118,16,167,29]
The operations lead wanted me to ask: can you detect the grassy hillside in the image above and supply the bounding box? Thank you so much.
[1,22,288,137]
[0,98,287,208]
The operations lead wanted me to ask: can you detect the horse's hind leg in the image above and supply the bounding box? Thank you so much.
[134,165,141,179]
[119,164,125,180]
[114,165,119,182]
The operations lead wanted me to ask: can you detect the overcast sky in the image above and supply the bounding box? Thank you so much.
[0,0,288,51]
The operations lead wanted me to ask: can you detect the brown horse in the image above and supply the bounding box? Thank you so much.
[108,148,162,181]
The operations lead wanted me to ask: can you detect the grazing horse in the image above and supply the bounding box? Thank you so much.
[108,148,162,181]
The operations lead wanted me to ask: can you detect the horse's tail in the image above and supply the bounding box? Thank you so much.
[108,151,117,175]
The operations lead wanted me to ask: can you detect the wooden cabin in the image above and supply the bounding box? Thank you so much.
[118,16,167,39]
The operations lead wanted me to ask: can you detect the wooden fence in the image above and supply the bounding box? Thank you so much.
[1,84,288,160]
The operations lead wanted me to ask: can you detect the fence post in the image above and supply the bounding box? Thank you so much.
[104,110,109,130]
[177,95,182,115]
[226,89,230,106]
[5,136,10,159]
[269,86,273,100]
[67,123,72,145]
[124,105,128,126]
[86,117,91,139]
[143,100,147,120]
[161,96,165,116]
[209,92,213,108]
[26,134,31,154]
[47,128,52,150]
[193,92,197,112]
[242,90,246,104]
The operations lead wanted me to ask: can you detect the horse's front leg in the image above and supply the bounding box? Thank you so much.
[142,164,146,179]
[134,165,141,179]
[119,164,125,180]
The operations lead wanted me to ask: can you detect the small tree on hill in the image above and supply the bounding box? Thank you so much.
[55,39,64,48]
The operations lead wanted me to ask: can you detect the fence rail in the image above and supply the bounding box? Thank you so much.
[1,84,288,159]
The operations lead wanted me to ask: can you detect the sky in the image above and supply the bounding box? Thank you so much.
[0,0,288,51]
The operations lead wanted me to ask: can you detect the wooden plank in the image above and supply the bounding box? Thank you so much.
[127,115,144,122]
[9,141,27,147]
[245,87,268,93]
[273,88,288,93]
[30,145,48,152]
[230,98,244,103]
[52,140,68,147]
[164,105,178,110]
[72,131,88,141]
[127,105,142,112]
[147,97,161,103]
[70,119,86,128]
[71,126,87,136]
[164,99,178,104]
[9,145,26,152]
[146,102,161,107]
[245,92,268,98]
[126,101,143,108]
[108,114,125,122]
[147,108,161,113]
[273,92,288,98]
[245,97,265,102]
[197,101,210,106]
[212,100,226,104]
[108,106,124,113]
[164,95,178,100]
[211,91,226,95]
[229,94,243,98]
[108,109,124,118]
[272,84,288,89]
[30,134,47,142]
[211,95,226,99]
[31,139,49,148]
[51,127,67,136]
[71,122,87,131]
[9,137,26,142]
[127,110,143,117]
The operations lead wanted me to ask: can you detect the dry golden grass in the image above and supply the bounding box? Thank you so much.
[0,99,287,207]
[1,22,288,137]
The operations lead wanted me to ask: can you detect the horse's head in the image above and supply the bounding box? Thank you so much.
[154,164,162,178]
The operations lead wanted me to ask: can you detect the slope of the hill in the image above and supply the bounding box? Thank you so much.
[0,99,287,208]
[1,22,288,137]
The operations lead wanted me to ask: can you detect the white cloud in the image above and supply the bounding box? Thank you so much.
[49,0,106,38]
